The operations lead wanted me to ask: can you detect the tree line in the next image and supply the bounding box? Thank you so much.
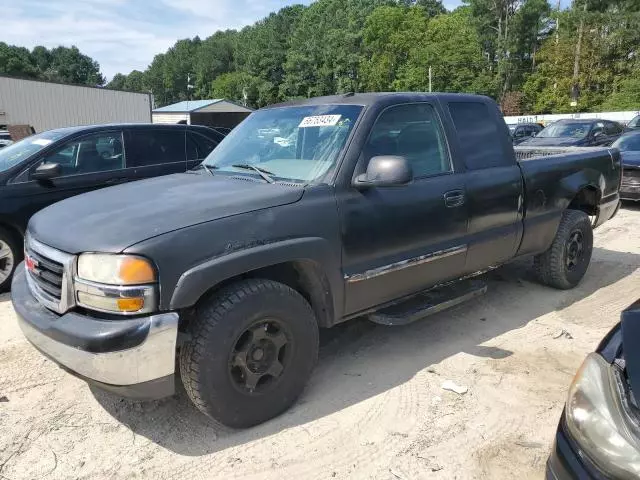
[2,0,639,114]
[0,43,105,86]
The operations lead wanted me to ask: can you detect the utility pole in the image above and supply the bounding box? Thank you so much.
[428,66,432,93]
[571,2,587,107]
[186,73,194,124]
[555,0,561,45]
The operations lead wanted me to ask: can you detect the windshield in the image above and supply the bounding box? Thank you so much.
[612,134,640,152]
[203,104,363,183]
[0,130,68,173]
[536,121,593,139]
[628,115,640,129]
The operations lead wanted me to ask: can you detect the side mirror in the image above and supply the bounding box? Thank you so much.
[354,156,413,188]
[32,163,61,181]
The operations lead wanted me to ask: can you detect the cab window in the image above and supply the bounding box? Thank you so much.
[365,103,451,178]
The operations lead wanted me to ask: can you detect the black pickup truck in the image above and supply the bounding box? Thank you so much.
[12,93,621,428]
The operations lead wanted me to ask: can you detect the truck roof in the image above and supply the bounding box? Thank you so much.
[265,92,494,109]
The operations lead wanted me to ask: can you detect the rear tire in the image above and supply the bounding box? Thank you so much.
[533,210,593,290]
[179,278,319,428]
[0,227,21,292]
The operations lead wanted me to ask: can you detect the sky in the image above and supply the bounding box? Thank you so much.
[3,0,566,81]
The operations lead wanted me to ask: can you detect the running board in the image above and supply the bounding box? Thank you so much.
[368,280,487,326]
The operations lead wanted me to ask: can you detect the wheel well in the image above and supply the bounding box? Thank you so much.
[0,222,24,246]
[193,261,335,328]
[568,186,599,216]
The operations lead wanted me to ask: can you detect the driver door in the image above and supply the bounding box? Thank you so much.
[338,103,469,315]
[4,130,127,222]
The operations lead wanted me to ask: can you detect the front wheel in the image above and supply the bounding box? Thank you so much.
[179,278,319,428]
[0,227,21,292]
[533,210,594,290]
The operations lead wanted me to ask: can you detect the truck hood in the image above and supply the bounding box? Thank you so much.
[28,173,305,254]
[621,151,640,168]
[521,136,584,147]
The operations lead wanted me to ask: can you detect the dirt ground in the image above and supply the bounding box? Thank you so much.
[1,206,640,480]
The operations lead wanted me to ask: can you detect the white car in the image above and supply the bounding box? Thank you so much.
[0,131,13,149]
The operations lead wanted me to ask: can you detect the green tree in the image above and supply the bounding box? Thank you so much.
[398,0,446,17]
[0,43,105,85]
[360,5,428,91]
[237,5,306,105]
[45,46,105,85]
[107,73,128,90]
[0,42,38,78]
[601,76,640,111]
[193,30,238,98]
[280,0,393,98]
[210,71,260,106]
[395,10,495,94]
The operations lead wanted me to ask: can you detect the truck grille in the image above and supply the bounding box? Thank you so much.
[25,235,75,314]
[27,250,63,299]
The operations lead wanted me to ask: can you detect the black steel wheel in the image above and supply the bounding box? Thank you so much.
[534,209,593,290]
[180,278,319,428]
[565,230,585,271]
[228,319,291,394]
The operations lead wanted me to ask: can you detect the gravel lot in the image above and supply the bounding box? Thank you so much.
[1,205,640,480]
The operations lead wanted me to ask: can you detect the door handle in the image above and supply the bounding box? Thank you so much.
[444,190,465,208]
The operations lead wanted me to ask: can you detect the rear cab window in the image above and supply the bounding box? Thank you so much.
[448,102,511,170]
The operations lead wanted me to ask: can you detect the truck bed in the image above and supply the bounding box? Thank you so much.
[514,145,614,161]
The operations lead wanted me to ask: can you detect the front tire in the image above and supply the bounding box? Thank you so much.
[179,278,319,428]
[533,210,593,290]
[0,227,21,292]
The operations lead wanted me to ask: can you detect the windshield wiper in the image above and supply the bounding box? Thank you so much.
[232,164,275,183]
[190,163,216,176]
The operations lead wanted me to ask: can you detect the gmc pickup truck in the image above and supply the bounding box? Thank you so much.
[12,93,621,428]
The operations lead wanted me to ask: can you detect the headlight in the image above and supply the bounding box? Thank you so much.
[77,254,156,285]
[565,353,640,477]
[75,254,157,314]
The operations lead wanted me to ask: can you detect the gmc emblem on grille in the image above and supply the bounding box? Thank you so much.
[25,254,38,273]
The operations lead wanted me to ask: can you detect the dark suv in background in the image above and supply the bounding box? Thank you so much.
[0,123,224,290]
[508,122,544,145]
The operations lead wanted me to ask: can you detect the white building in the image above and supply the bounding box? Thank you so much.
[0,75,153,133]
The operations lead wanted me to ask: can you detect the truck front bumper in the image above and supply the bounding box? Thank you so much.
[11,266,178,400]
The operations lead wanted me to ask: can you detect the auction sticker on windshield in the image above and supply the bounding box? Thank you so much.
[299,115,342,128]
[32,139,53,146]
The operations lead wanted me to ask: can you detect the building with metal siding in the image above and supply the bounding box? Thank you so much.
[0,75,152,133]
[152,99,253,130]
